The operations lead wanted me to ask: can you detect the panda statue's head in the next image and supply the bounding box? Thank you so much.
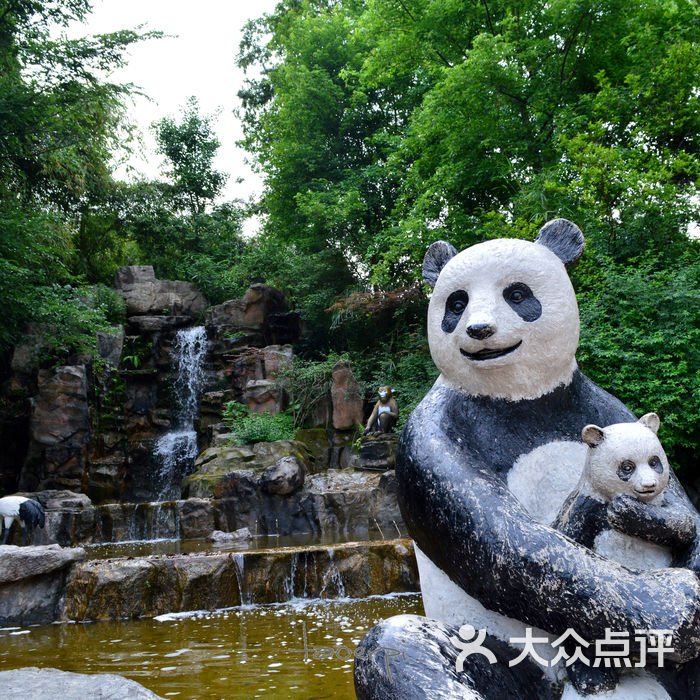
[581,413,670,503]
[424,219,585,400]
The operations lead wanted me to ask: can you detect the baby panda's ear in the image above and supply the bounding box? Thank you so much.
[638,412,660,434]
[535,218,585,267]
[423,241,458,287]
[582,424,605,447]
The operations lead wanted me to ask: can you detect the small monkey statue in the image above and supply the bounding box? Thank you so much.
[364,386,399,435]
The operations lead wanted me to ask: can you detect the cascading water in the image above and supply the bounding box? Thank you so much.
[153,327,207,501]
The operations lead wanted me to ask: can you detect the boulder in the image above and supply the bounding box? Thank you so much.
[205,284,288,337]
[114,265,156,287]
[294,428,332,471]
[178,498,215,539]
[0,668,162,699]
[0,544,85,584]
[0,544,86,625]
[357,433,399,471]
[245,378,286,414]
[27,489,92,510]
[225,350,264,401]
[114,265,208,317]
[95,329,124,367]
[19,365,90,492]
[330,429,359,470]
[263,344,293,378]
[260,456,305,496]
[208,527,252,543]
[183,440,312,499]
[330,361,364,430]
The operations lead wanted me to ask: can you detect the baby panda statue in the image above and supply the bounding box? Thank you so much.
[554,412,696,570]
[553,413,697,695]
[354,220,700,700]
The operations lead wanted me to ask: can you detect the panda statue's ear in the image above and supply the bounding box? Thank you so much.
[582,424,605,447]
[535,218,585,267]
[423,241,458,287]
[638,412,660,434]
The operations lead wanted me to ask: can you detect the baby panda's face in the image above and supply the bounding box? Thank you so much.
[427,238,580,400]
[582,414,670,503]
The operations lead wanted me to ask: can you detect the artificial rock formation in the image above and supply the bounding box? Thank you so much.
[259,455,305,496]
[115,265,208,318]
[6,467,405,548]
[183,440,313,499]
[0,544,86,625]
[205,283,298,347]
[330,361,363,430]
[62,539,418,621]
[357,433,399,471]
[19,365,90,492]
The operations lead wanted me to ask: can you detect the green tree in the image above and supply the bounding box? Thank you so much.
[237,0,418,274]
[153,97,227,217]
[0,0,156,354]
[237,0,700,474]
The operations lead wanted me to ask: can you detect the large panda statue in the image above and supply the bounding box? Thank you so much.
[354,220,700,699]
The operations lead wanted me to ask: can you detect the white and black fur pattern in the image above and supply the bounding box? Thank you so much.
[355,220,700,700]
[0,495,46,546]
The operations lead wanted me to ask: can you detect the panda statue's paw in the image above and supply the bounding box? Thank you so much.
[566,660,618,695]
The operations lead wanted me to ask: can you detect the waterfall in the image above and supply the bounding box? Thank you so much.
[153,327,207,501]
[233,553,249,606]
[320,549,346,599]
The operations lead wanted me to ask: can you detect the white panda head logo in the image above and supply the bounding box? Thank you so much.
[424,219,584,400]
[581,413,670,503]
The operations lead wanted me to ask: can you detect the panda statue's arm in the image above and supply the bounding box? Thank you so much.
[552,490,608,549]
[397,411,700,662]
[607,477,700,567]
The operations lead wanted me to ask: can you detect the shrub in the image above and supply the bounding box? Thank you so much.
[576,252,700,475]
[223,402,296,444]
[276,352,352,428]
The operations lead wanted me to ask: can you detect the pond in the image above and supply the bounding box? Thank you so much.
[0,593,424,699]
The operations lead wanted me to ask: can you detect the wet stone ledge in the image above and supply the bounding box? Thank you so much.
[10,470,404,548]
[0,545,86,626]
[61,538,418,622]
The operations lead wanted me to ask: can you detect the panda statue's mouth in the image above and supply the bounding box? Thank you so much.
[460,340,522,361]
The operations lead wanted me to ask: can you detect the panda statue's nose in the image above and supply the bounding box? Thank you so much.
[467,323,495,340]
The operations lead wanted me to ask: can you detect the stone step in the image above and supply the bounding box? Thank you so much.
[61,538,418,622]
[14,470,404,548]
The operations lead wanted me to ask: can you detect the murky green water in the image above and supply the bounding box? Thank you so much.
[0,594,423,699]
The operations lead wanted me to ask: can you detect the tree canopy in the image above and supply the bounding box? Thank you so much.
[0,0,158,354]
[236,0,700,471]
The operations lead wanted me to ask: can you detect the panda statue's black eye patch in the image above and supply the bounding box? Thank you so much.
[503,282,542,322]
[441,290,469,333]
